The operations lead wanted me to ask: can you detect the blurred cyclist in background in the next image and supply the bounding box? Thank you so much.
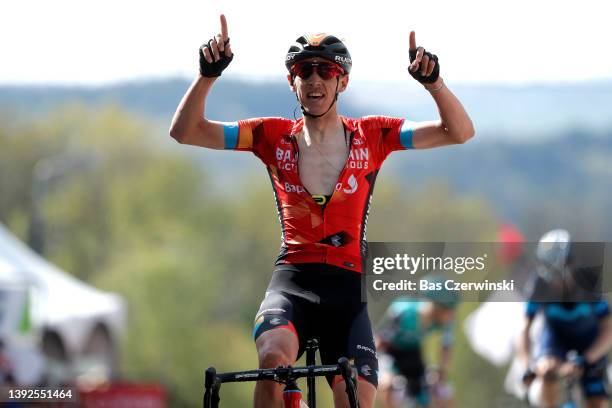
[376,276,459,408]
[518,229,612,408]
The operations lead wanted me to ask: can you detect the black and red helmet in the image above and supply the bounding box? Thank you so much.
[285,33,352,74]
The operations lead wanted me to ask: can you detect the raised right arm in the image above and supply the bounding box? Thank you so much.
[169,14,232,149]
[169,76,225,149]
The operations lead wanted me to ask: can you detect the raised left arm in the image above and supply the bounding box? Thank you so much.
[406,31,475,149]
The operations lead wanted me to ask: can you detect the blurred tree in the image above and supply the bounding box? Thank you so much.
[0,105,522,407]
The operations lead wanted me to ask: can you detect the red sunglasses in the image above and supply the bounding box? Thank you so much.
[291,61,344,80]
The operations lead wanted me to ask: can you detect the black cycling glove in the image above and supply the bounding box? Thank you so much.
[199,38,233,77]
[408,48,440,84]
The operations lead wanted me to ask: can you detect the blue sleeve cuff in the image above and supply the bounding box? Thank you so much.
[526,302,539,318]
[595,301,609,317]
[399,120,415,149]
[223,122,239,149]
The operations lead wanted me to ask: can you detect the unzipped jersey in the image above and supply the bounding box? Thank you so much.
[222,115,415,273]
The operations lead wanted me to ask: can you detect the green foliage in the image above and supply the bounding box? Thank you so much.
[369,179,498,242]
[0,105,514,407]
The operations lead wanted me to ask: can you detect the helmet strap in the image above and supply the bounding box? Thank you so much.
[296,77,340,119]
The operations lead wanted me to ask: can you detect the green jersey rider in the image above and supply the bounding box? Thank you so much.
[170,14,474,408]
[376,276,460,408]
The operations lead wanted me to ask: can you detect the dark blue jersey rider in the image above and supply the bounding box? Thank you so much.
[518,229,612,408]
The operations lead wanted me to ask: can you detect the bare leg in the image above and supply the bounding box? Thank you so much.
[535,357,562,408]
[376,383,396,408]
[253,328,299,408]
[332,378,376,408]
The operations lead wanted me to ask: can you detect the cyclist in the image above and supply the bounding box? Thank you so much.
[169,15,474,408]
[376,276,459,408]
[518,229,612,408]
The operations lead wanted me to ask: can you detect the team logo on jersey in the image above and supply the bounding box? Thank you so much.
[319,232,349,247]
[276,147,295,162]
[347,147,369,169]
[276,147,297,171]
[348,148,368,160]
[361,365,372,377]
[352,137,364,145]
[357,344,376,356]
[342,174,358,194]
[284,182,306,193]
[331,235,342,247]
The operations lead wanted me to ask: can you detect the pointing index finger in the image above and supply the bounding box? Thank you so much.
[220,14,229,41]
[409,31,416,51]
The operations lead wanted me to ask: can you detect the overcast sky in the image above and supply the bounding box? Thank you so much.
[2,0,611,85]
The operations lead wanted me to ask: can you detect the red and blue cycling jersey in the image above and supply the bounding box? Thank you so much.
[222,115,415,273]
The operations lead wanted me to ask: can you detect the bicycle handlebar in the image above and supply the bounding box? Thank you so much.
[204,358,360,408]
[204,359,360,408]
[210,363,341,384]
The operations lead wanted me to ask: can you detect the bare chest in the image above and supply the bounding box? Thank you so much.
[298,140,349,195]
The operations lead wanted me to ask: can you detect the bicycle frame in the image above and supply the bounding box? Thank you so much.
[561,376,578,408]
[524,372,583,408]
[306,338,318,407]
[524,351,607,408]
[203,340,359,408]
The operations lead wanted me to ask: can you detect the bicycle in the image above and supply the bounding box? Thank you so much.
[523,354,607,408]
[378,353,454,408]
[524,371,580,408]
[560,375,579,408]
[203,339,360,408]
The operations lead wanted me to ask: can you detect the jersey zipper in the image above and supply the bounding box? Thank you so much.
[292,121,355,264]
